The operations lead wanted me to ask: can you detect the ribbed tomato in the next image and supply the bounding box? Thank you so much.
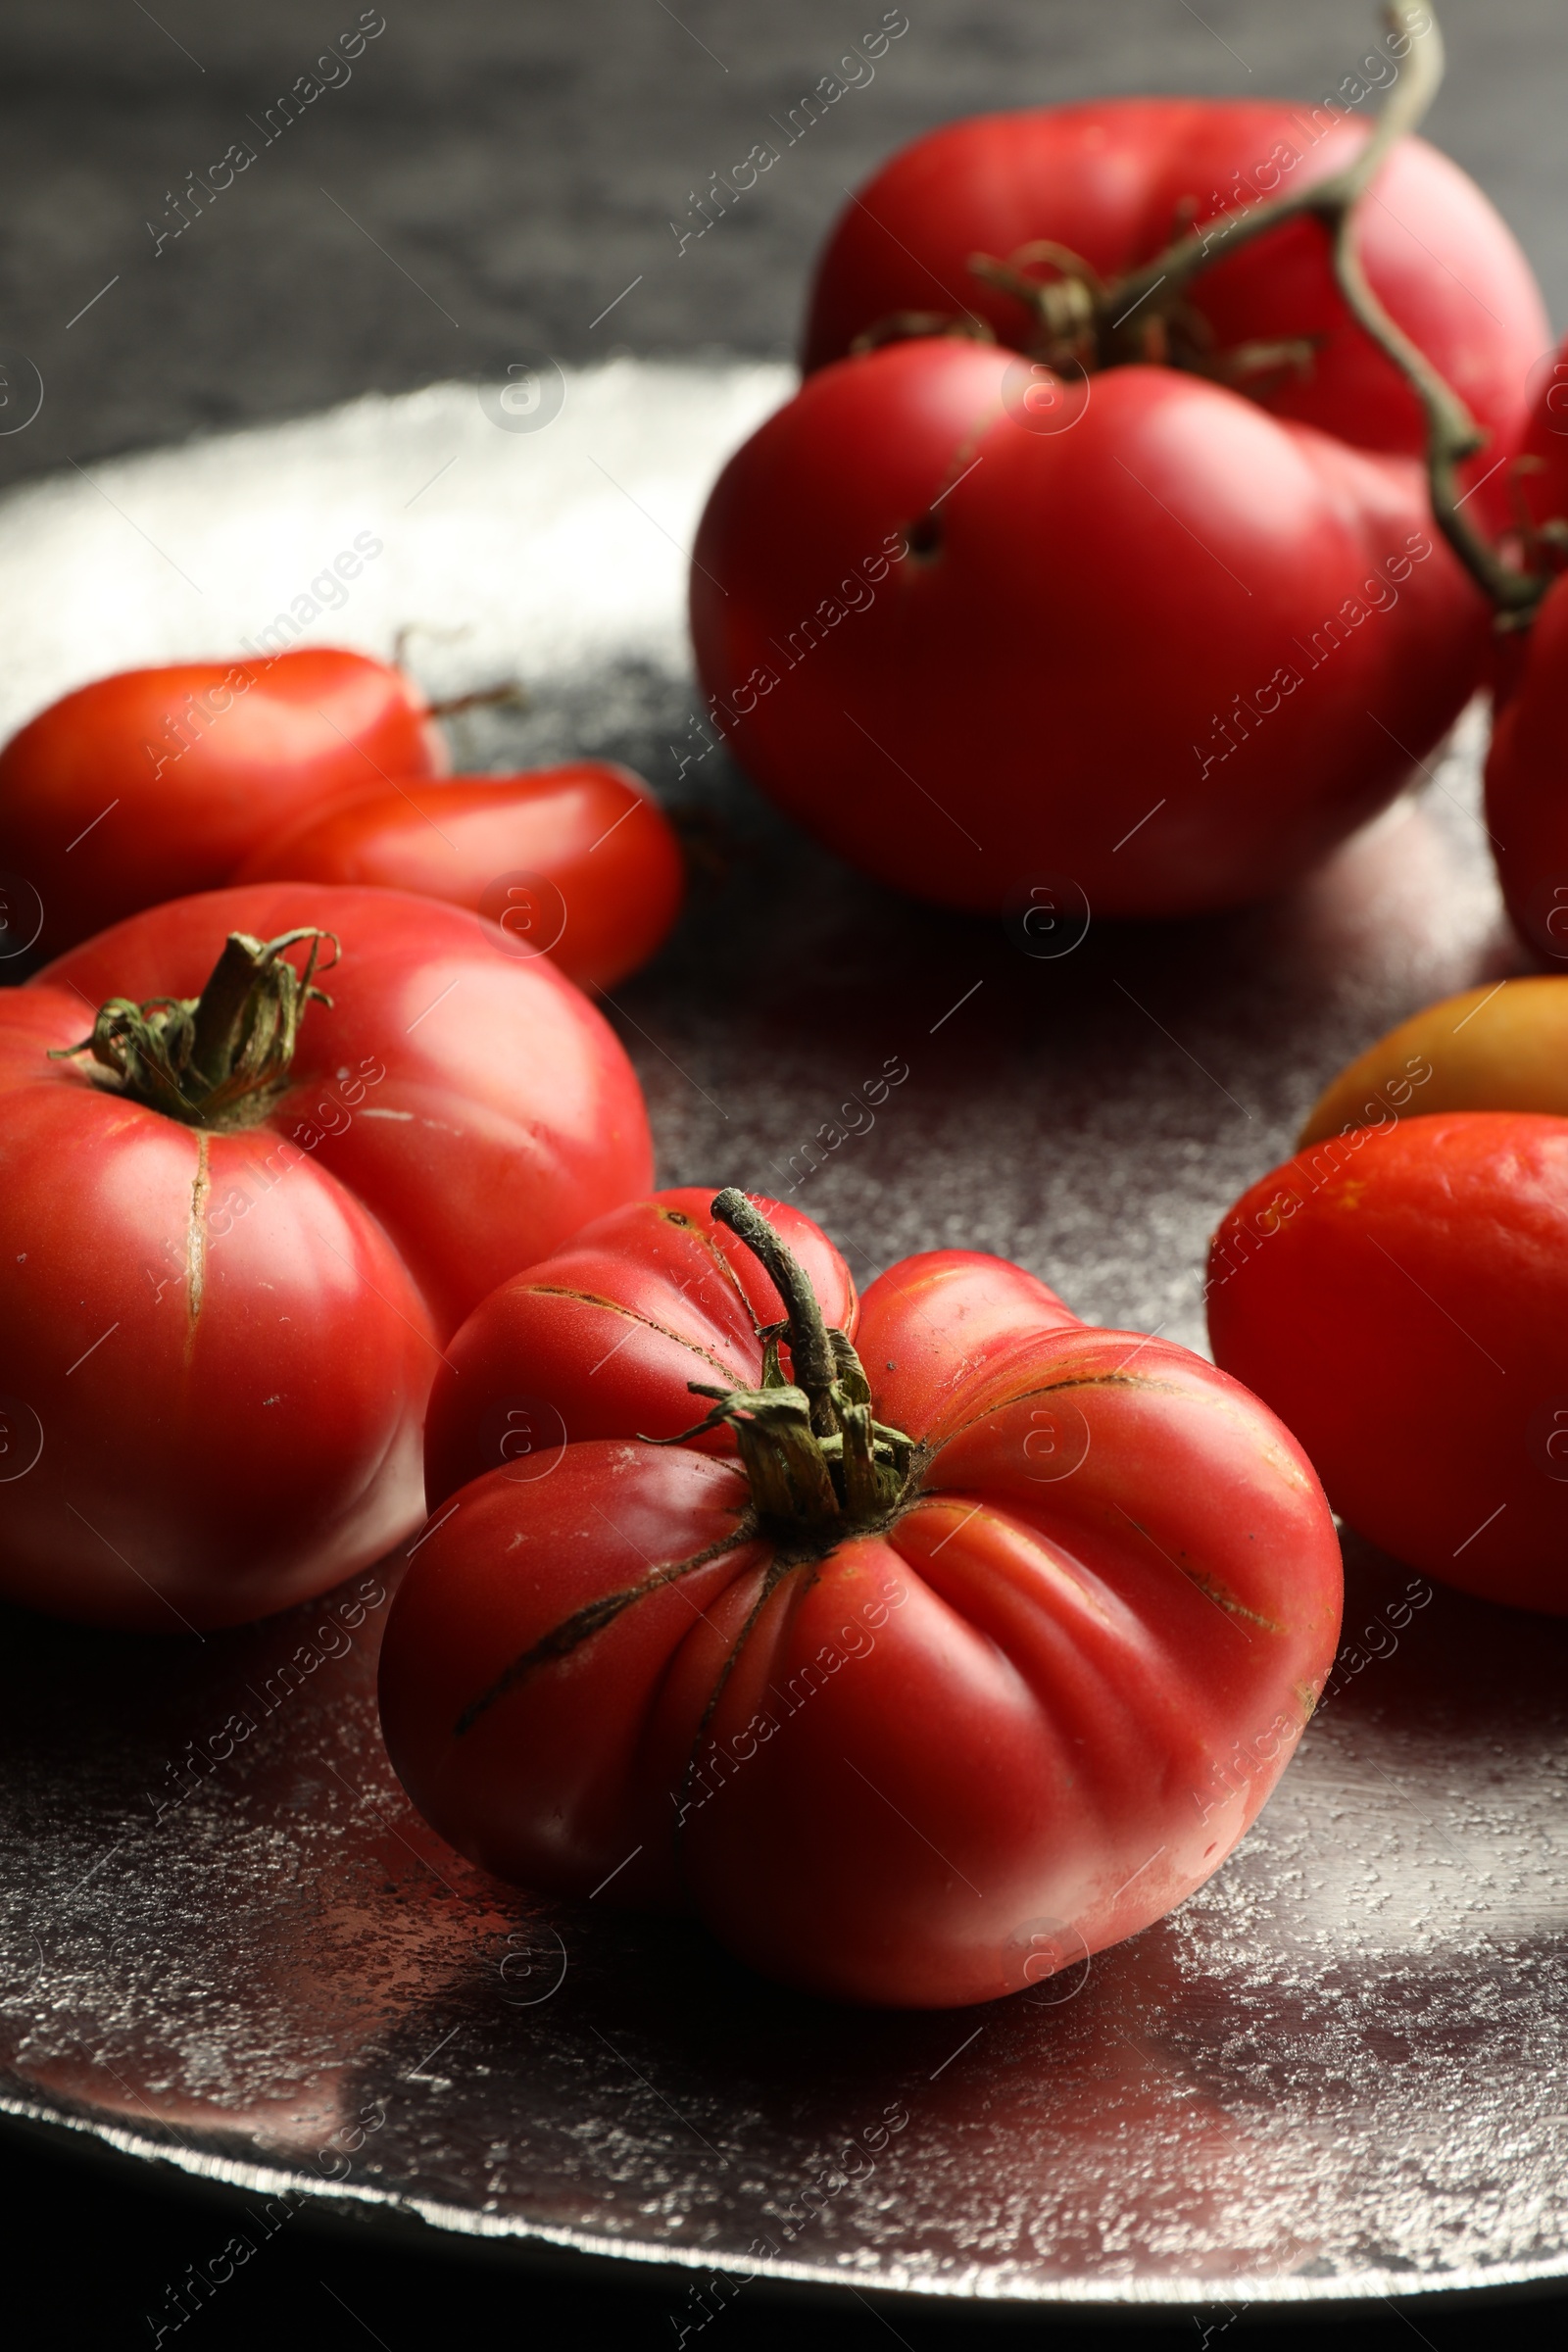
[384,1188,1341,2009]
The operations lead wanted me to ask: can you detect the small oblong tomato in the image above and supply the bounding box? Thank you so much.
[382,1189,1341,2010]
[0,649,447,959]
[1298,975,1568,1144]
[0,882,653,1631]
[234,762,684,995]
[1208,1111,1568,1613]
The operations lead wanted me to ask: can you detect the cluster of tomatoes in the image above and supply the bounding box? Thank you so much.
[4,6,1567,2013]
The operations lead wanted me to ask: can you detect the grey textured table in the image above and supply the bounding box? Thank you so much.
[4,5,1568,2347]
[3,0,1566,496]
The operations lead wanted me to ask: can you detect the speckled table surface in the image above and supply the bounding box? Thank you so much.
[4,5,1568,2346]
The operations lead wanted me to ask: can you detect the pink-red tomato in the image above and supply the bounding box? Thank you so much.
[1506,328,1568,553]
[235,761,684,995]
[1208,1112,1568,1612]
[1483,333,1568,956]
[691,93,1545,921]
[0,650,446,959]
[383,1189,1342,2009]
[1485,572,1568,962]
[0,883,652,1631]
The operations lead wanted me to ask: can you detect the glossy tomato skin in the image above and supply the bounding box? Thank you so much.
[1208,1112,1568,1613]
[0,883,653,1630]
[692,340,1487,917]
[382,1204,1342,2009]
[0,650,447,959]
[234,762,685,994]
[804,103,1546,514]
[1485,574,1568,962]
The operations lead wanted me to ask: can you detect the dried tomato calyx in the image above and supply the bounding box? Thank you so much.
[50,927,337,1130]
[648,1188,915,1538]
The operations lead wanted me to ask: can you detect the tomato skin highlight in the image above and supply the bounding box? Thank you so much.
[0,650,447,959]
[235,761,685,994]
[382,1198,1342,2010]
[1208,1111,1568,1614]
[692,342,1488,918]
[0,883,654,1630]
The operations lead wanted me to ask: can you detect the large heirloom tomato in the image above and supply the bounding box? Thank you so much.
[383,1189,1342,2010]
[235,760,685,995]
[0,884,652,1631]
[691,56,1544,920]
[0,648,446,959]
[1208,1110,1568,1614]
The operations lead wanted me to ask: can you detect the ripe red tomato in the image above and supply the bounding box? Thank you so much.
[384,1188,1342,2010]
[234,761,684,995]
[0,883,652,1631]
[0,650,446,959]
[1208,1113,1568,1613]
[693,342,1488,917]
[691,94,1544,920]
[1506,328,1568,553]
[1485,572,1568,962]
[804,101,1544,486]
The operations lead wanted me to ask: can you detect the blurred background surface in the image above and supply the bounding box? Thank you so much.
[3,0,1565,492]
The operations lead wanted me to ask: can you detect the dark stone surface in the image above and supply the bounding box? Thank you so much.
[2,0,1565,493]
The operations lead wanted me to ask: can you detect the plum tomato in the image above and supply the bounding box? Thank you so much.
[0,648,447,959]
[1209,1110,1568,1613]
[234,761,685,995]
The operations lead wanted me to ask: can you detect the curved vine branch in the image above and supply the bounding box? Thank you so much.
[1099,2,1446,337]
[964,3,1546,618]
